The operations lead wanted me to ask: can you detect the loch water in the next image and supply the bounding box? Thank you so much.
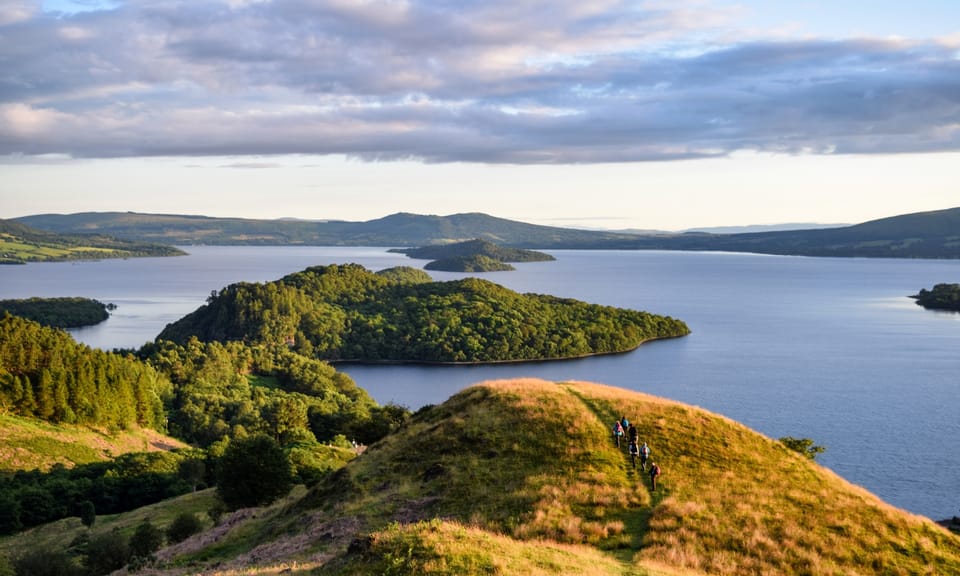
[2,246,958,520]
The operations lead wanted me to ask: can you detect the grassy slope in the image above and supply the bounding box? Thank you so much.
[100,378,958,576]
[0,413,187,473]
[6,380,957,575]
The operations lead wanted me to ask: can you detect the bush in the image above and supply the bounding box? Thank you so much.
[216,434,294,510]
[84,531,131,576]
[77,500,96,528]
[779,436,826,460]
[13,547,81,576]
[166,512,203,544]
[129,519,165,558]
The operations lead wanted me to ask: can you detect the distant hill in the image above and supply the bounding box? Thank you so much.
[14,211,639,248]
[0,218,185,264]
[47,379,956,575]
[14,206,960,258]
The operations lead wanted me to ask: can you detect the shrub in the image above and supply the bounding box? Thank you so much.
[166,512,204,544]
[129,519,165,558]
[84,531,131,576]
[13,547,81,576]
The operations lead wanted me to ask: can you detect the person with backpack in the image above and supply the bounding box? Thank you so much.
[649,462,661,491]
[639,441,650,471]
[612,420,624,447]
[628,439,640,468]
[628,423,638,443]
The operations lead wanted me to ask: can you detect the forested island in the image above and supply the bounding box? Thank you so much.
[0,297,114,328]
[158,263,689,363]
[392,238,555,272]
[912,283,960,311]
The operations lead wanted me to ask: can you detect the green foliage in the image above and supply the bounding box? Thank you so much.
[0,315,171,430]
[84,531,131,576]
[779,436,826,460]
[913,283,960,311]
[217,434,294,510]
[139,339,381,447]
[397,238,554,271]
[375,266,433,284]
[165,512,203,544]
[130,520,165,558]
[12,546,82,576]
[424,254,515,272]
[78,500,96,528]
[0,297,111,329]
[157,264,690,363]
[0,449,197,532]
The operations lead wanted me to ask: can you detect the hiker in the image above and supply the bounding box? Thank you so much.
[649,462,661,491]
[628,439,639,469]
[639,441,650,471]
[612,420,624,447]
[627,423,638,443]
[620,415,630,431]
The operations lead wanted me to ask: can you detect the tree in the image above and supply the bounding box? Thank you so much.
[779,436,826,461]
[216,434,293,509]
[84,531,130,576]
[77,500,96,528]
[129,519,164,558]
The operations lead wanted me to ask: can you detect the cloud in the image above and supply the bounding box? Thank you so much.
[0,0,958,162]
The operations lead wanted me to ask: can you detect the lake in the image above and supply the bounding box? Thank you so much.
[2,246,958,521]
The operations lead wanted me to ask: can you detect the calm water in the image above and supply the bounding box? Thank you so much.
[2,247,958,520]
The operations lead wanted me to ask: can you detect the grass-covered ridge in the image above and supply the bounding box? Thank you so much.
[5,379,956,575]
[115,379,957,575]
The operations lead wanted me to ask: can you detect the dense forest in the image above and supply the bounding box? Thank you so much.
[157,264,690,362]
[0,314,169,430]
[912,283,960,311]
[0,297,113,328]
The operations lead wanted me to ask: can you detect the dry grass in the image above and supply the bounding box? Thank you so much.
[0,413,187,472]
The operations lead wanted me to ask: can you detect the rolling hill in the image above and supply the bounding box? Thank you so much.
[24,378,951,575]
[14,206,960,258]
[0,218,185,264]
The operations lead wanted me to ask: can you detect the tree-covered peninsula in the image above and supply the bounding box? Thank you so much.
[0,297,114,328]
[0,218,185,264]
[912,283,960,311]
[157,263,690,363]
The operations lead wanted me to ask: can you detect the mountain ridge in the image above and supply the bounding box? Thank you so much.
[13,206,960,258]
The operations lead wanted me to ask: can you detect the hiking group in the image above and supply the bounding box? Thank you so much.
[613,415,661,491]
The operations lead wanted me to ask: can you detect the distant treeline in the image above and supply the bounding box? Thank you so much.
[912,283,960,311]
[158,264,690,363]
[0,297,112,328]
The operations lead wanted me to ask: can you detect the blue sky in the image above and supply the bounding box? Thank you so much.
[2,0,959,230]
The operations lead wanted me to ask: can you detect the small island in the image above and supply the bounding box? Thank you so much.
[911,283,960,311]
[0,297,115,328]
[390,238,554,272]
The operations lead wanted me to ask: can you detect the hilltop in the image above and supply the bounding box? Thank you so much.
[39,378,954,575]
[13,206,960,258]
[0,218,185,264]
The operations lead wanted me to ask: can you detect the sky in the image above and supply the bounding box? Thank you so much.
[2,0,959,231]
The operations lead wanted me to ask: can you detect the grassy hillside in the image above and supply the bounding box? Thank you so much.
[0,218,185,264]
[0,413,187,473]
[80,379,958,575]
